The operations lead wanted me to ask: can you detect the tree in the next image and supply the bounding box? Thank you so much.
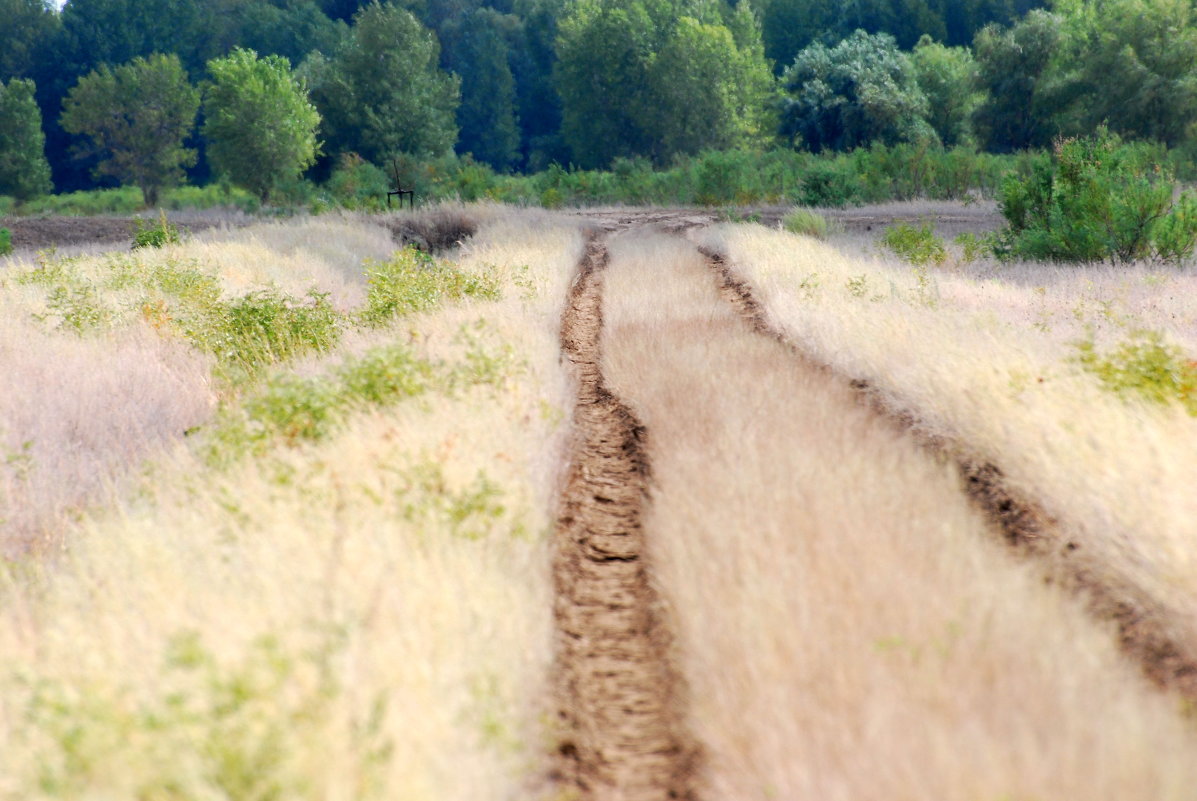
[554,0,773,168]
[911,35,982,147]
[0,0,59,82]
[59,54,200,206]
[971,10,1060,152]
[780,30,934,152]
[305,2,459,163]
[1049,0,1197,148]
[0,78,52,200]
[203,48,321,201]
[441,8,520,170]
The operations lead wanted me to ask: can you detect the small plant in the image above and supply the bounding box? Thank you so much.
[882,222,948,267]
[360,247,499,327]
[0,227,12,256]
[782,207,830,239]
[337,343,433,406]
[1074,330,1197,415]
[131,211,182,249]
[953,232,986,264]
[845,274,869,298]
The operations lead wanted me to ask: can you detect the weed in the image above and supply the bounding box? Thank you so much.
[882,222,948,267]
[953,232,986,264]
[337,344,433,407]
[243,374,341,444]
[1074,329,1197,415]
[782,208,830,239]
[395,461,507,540]
[911,266,940,308]
[40,283,114,333]
[131,212,182,250]
[0,227,11,256]
[846,274,869,298]
[360,247,499,327]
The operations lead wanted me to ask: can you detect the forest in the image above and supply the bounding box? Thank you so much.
[2,0,1197,207]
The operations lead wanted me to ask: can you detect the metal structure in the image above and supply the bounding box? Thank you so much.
[387,158,415,209]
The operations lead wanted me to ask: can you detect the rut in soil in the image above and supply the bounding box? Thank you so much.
[551,233,699,801]
[697,243,1197,703]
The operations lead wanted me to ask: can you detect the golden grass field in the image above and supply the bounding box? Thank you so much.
[1,204,1196,800]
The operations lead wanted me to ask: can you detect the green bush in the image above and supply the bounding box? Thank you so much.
[1075,330,1197,415]
[996,130,1197,264]
[782,208,830,239]
[882,222,948,266]
[361,247,499,327]
[131,212,182,249]
[325,153,391,211]
[0,227,11,256]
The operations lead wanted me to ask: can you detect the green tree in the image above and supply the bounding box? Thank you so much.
[203,48,321,202]
[554,0,773,168]
[971,9,1060,152]
[911,35,982,147]
[0,78,52,200]
[0,0,59,82]
[305,1,459,163]
[1049,0,1197,148]
[59,54,200,206]
[441,8,520,170]
[780,29,934,152]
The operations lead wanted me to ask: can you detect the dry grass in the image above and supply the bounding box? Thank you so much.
[697,224,1197,646]
[0,208,581,800]
[599,231,1197,800]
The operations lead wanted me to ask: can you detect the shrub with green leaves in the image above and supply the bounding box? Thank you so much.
[0,227,11,256]
[1074,330,1197,415]
[361,247,499,326]
[882,222,948,266]
[131,212,182,249]
[996,130,1197,264]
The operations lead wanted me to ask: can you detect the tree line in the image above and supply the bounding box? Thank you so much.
[2,0,1196,205]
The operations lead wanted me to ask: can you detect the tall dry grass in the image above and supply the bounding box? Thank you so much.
[599,231,1197,800]
[698,223,1197,651]
[0,209,581,800]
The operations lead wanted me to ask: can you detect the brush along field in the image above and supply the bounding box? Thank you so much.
[2,204,1197,800]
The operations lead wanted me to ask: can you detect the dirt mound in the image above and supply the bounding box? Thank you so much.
[551,233,700,801]
[383,207,479,252]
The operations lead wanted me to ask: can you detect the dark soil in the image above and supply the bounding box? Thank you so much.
[551,231,700,801]
[0,215,233,253]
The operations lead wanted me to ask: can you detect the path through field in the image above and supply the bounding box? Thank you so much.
[549,213,1197,800]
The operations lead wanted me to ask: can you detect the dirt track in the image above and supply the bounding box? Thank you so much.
[551,232,698,801]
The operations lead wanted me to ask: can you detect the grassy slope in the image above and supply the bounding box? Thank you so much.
[0,211,579,800]
[599,231,1197,799]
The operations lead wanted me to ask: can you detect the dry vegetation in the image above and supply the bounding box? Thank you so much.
[2,203,1196,800]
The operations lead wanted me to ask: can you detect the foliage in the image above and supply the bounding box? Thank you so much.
[971,10,1061,152]
[882,221,948,266]
[203,48,322,202]
[322,152,390,210]
[0,0,60,82]
[781,30,935,152]
[995,130,1197,264]
[131,211,183,249]
[59,54,200,207]
[1074,329,1197,415]
[782,207,830,239]
[361,246,500,326]
[440,8,521,171]
[1049,0,1197,148]
[554,0,774,168]
[0,77,51,200]
[911,35,982,148]
[305,2,459,164]
[0,227,10,256]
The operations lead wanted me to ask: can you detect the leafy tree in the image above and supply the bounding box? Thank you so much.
[203,48,321,201]
[59,54,200,206]
[0,0,59,82]
[555,0,773,168]
[0,78,52,199]
[911,35,982,147]
[236,0,347,67]
[306,2,459,163]
[511,0,566,168]
[440,8,520,170]
[971,10,1060,152]
[780,30,934,152]
[1049,0,1197,148]
[56,0,208,78]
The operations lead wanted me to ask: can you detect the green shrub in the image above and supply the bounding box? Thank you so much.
[0,227,11,256]
[797,161,863,207]
[131,212,182,249]
[337,343,433,406]
[243,373,341,443]
[782,207,830,239]
[361,247,499,326]
[882,222,948,266]
[953,232,987,263]
[996,130,1197,264]
[1074,330,1197,415]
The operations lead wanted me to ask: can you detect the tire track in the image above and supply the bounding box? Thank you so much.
[551,231,699,801]
[698,244,1197,702]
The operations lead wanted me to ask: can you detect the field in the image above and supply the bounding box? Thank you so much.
[1,203,1196,800]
